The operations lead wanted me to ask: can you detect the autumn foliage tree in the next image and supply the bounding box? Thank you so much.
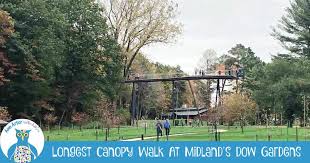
[71,112,89,131]
[96,99,115,128]
[43,113,58,131]
[222,93,256,133]
[0,10,16,86]
[0,10,14,45]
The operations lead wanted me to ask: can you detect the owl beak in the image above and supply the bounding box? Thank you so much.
[21,136,24,141]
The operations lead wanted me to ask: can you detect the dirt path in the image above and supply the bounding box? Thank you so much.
[121,133,197,141]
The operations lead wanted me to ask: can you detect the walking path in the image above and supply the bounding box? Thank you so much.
[210,129,228,133]
[122,129,229,141]
[121,133,197,141]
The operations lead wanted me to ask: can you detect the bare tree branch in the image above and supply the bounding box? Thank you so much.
[101,0,182,77]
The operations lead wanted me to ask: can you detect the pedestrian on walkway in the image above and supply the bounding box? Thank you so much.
[163,119,171,140]
[155,118,163,141]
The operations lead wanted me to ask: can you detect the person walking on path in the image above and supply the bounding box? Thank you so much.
[155,119,163,141]
[163,119,171,140]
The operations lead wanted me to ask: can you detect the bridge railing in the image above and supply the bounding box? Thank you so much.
[127,69,241,81]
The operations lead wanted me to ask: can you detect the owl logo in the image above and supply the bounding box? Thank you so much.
[1,119,44,163]
[7,129,38,163]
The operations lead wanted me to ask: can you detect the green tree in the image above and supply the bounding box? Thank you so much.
[1,0,68,120]
[225,44,264,93]
[228,44,263,72]
[272,0,310,58]
[0,0,124,124]
[49,0,124,122]
[252,58,310,126]
[129,54,189,120]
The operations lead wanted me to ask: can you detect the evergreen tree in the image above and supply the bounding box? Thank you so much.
[272,0,310,58]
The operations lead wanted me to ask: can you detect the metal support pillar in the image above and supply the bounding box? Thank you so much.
[130,83,136,126]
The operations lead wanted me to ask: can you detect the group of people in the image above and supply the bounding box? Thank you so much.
[194,69,208,76]
[155,118,171,140]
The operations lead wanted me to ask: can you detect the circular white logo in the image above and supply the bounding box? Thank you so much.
[0,119,44,162]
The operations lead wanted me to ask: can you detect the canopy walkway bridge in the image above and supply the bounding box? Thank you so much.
[124,70,239,83]
[124,69,244,131]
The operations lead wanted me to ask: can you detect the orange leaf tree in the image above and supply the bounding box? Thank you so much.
[0,10,16,86]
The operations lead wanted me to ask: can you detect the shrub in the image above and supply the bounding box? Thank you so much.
[115,108,130,125]
[71,112,89,131]
[43,113,57,131]
[0,106,11,121]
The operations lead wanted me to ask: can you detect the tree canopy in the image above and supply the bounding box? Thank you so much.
[0,0,124,124]
[272,0,310,58]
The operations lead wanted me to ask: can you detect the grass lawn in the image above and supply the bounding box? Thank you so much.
[44,125,310,141]
[155,126,310,141]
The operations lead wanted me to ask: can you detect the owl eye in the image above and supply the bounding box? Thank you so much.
[24,133,28,137]
[17,133,21,137]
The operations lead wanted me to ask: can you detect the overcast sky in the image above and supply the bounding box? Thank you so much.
[142,0,291,74]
